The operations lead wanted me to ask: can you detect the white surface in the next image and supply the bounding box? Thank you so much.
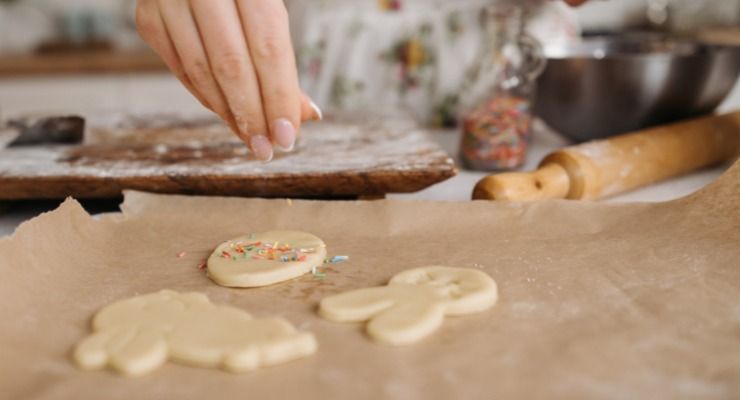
[1,73,739,237]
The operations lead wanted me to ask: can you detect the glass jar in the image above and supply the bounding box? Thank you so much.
[458,6,545,171]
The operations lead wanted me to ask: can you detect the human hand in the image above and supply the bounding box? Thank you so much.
[135,0,322,162]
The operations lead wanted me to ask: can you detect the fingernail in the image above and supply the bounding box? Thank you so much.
[309,100,323,121]
[272,118,296,152]
[249,135,273,162]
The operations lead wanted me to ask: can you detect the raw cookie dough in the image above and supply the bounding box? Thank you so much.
[319,266,498,346]
[207,231,327,288]
[74,290,317,376]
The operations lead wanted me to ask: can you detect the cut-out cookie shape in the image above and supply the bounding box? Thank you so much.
[207,231,327,287]
[74,290,317,376]
[319,266,498,345]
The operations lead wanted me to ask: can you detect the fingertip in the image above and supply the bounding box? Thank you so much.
[271,118,296,152]
[310,100,323,121]
[300,92,323,122]
[248,134,274,162]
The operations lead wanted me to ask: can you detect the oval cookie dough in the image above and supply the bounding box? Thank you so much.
[319,266,498,345]
[74,290,317,376]
[207,231,327,288]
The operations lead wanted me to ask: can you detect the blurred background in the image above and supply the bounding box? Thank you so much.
[0,0,739,203]
[0,0,739,120]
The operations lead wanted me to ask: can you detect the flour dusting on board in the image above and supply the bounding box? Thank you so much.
[0,112,455,198]
[3,115,448,176]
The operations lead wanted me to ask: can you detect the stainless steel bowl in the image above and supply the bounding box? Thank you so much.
[534,35,740,142]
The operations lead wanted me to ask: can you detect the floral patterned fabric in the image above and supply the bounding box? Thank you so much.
[287,0,579,126]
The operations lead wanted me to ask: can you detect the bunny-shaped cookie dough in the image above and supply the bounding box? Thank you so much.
[319,266,498,345]
[74,290,317,376]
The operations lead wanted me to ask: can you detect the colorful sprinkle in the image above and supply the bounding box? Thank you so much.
[224,236,318,263]
[459,95,532,170]
[324,255,349,264]
[176,251,187,258]
[312,265,326,279]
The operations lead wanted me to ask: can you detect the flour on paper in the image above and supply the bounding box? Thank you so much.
[319,266,498,345]
[74,290,317,376]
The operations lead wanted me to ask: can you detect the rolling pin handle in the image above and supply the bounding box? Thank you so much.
[472,163,571,201]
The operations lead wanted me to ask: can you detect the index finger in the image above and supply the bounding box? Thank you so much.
[237,0,302,151]
[190,0,273,161]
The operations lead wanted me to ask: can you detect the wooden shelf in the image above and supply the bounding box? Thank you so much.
[698,27,740,46]
[0,49,167,77]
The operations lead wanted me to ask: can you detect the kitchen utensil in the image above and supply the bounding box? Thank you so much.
[534,33,740,142]
[472,111,740,201]
[3,115,84,147]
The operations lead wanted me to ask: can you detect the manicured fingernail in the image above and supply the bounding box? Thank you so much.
[249,135,273,162]
[309,100,323,121]
[272,118,296,152]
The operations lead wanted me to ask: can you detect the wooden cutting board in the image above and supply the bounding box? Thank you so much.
[0,113,456,199]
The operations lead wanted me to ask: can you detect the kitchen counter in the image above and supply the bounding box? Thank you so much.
[1,76,739,238]
[0,124,731,237]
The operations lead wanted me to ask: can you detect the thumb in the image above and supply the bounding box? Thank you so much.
[300,92,323,122]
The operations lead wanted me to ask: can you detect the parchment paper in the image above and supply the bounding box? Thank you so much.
[1,161,738,400]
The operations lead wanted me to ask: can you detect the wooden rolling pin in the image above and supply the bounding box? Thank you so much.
[472,111,740,201]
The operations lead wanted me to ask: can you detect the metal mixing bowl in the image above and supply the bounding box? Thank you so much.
[534,34,740,142]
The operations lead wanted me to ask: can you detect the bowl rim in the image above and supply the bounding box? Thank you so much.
[543,34,740,60]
